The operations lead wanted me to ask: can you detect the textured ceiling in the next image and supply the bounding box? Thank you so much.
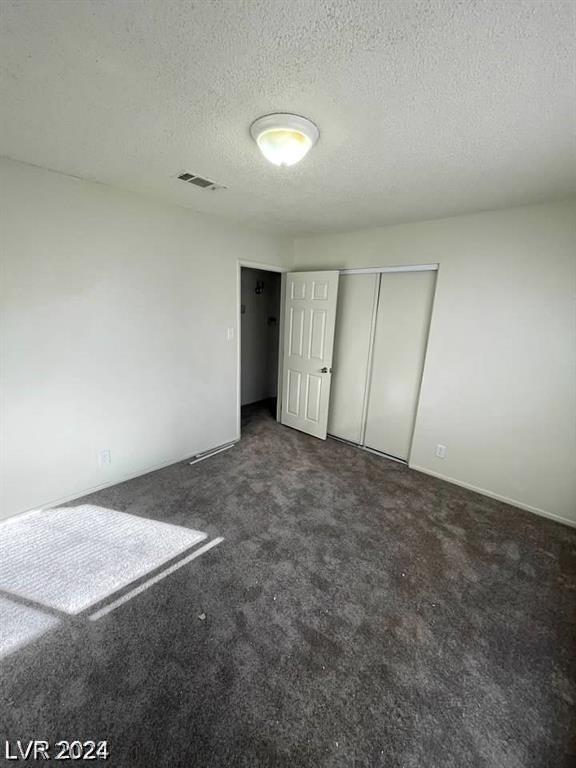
[1,0,575,235]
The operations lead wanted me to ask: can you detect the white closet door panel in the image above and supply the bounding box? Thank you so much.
[328,274,378,443]
[365,271,435,460]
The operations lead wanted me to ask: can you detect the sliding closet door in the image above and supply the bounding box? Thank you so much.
[328,274,378,443]
[364,271,435,460]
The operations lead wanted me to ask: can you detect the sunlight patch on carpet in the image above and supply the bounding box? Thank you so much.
[0,595,60,658]
[0,506,207,614]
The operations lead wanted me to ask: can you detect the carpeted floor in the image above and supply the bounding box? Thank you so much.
[1,401,575,767]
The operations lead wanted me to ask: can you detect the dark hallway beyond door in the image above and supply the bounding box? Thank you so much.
[240,268,281,408]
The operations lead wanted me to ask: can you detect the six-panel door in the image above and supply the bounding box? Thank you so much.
[280,271,340,439]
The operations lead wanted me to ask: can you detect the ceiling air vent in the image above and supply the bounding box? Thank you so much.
[176,171,226,191]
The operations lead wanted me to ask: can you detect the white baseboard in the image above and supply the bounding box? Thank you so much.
[409,464,576,529]
[3,436,239,523]
[5,444,574,531]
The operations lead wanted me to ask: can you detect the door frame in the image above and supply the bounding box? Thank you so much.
[340,264,438,275]
[236,260,288,439]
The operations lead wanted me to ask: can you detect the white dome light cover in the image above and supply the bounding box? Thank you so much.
[250,113,320,167]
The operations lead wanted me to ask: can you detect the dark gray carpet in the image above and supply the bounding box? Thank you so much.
[1,401,575,768]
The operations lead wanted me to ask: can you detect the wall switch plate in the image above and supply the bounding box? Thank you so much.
[435,444,447,459]
[226,327,234,341]
[98,449,111,467]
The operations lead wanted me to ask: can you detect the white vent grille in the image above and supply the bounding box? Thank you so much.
[176,171,226,191]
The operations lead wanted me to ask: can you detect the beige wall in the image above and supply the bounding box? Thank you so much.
[0,158,291,519]
[294,200,576,526]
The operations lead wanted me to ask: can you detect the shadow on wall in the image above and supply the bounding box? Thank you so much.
[0,506,223,659]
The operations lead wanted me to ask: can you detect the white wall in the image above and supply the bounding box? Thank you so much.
[240,268,281,406]
[0,158,291,519]
[294,199,576,526]
[2,157,575,527]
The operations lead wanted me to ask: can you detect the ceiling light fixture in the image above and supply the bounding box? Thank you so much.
[250,113,319,167]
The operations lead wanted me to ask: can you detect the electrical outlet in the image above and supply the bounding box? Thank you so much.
[226,327,234,341]
[435,444,447,459]
[98,449,111,467]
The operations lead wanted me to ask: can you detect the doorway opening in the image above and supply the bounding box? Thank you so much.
[239,266,282,433]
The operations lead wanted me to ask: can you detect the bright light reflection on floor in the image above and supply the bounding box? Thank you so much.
[0,595,60,659]
[0,505,208,615]
[0,504,219,658]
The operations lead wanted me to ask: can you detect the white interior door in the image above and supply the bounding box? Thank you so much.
[364,271,436,460]
[328,274,379,444]
[280,271,339,439]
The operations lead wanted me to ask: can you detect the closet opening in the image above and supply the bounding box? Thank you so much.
[327,266,438,464]
[239,265,283,434]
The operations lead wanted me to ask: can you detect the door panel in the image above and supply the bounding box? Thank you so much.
[289,307,305,356]
[286,370,301,416]
[281,271,339,439]
[328,274,379,444]
[305,374,322,422]
[309,309,327,360]
[364,271,436,460]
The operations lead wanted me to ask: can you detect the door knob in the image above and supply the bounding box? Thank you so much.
[321,366,332,373]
